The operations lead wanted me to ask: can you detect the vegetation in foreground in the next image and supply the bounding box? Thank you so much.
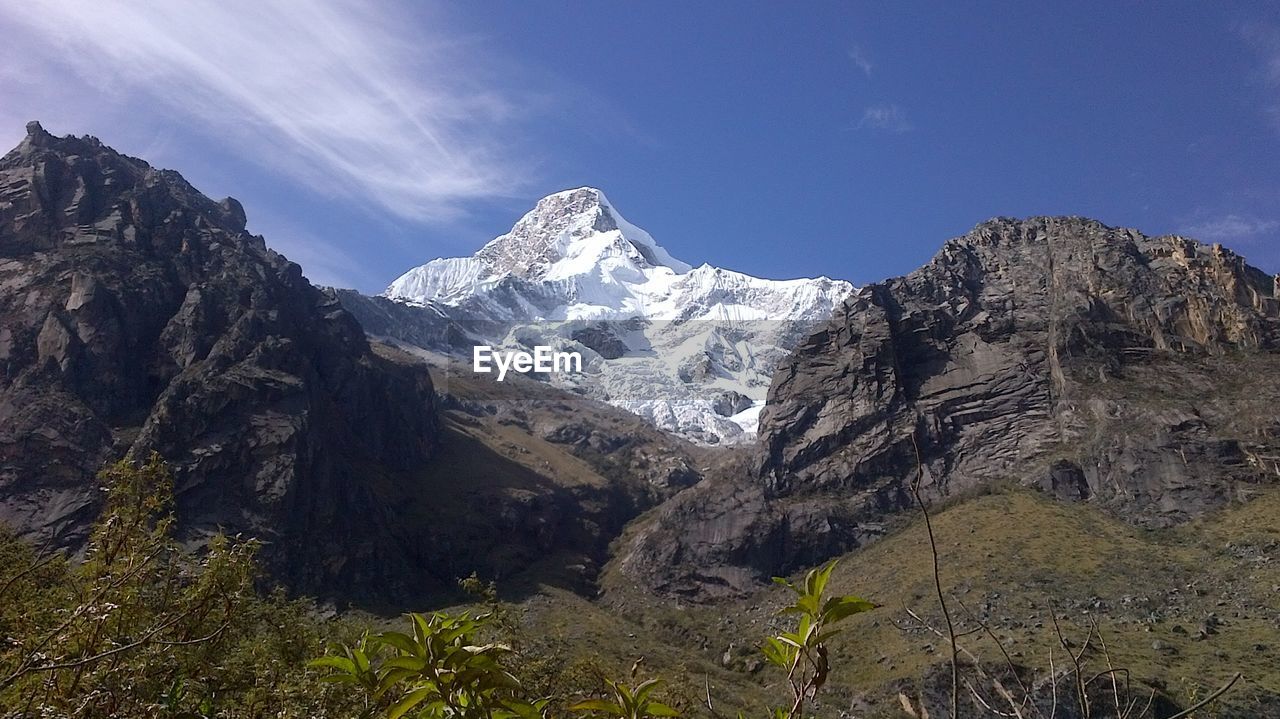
[1,457,1265,717]
[0,455,359,717]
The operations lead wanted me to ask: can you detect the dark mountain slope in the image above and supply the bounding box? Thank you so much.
[0,122,439,599]
[613,216,1280,599]
[379,350,710,598]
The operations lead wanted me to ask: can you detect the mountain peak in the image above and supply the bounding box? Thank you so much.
[538,185,607,204]
[518,186,619,241]
[468,188,691,280]
[380,186,854,444]
[5,120,60,161]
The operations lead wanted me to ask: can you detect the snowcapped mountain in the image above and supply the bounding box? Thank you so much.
[379,187,853,444]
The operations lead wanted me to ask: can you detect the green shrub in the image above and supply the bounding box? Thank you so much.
[761,560,876,719]
[311,610,547,719]
[0,454,357,718]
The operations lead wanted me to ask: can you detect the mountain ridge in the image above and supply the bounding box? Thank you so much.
[611,214,1280,600]
[0,123,728,604]
[0,121,445,600]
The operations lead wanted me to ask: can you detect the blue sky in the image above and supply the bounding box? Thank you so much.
[1,1,1278,291]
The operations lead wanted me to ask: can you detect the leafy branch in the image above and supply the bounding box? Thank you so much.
[762,560,876,719]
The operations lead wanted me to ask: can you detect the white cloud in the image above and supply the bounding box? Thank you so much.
[857,103,912,133]
[1182,214,1280,242]
[1242,22,1280,131]
[849,45,873,77]
[0,0,531,222]
[259,222,383,290]
[1250,27,1280,84]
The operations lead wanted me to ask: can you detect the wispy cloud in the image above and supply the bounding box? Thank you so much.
[1182,213,1280,242]
[857,103,912,133]
[1245,24,1280,84]
[0,0,532,222]
[848,45,873,77]
[256,217,385,290]
[1242,21,1280,131]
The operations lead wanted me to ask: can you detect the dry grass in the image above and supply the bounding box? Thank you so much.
[514,486,1280,716]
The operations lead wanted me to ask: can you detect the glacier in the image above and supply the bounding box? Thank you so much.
[380,187,853,444]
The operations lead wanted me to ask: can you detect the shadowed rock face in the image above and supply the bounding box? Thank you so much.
[0,122,439,599]
[613,217,1280,600]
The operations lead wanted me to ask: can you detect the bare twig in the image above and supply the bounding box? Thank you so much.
[990,678,1026,719]
[956,597,1031,701]
[904,607,1032,718]
[1135,686,1156,719]
[964,677,1020,718]
[1049,605,1089,718]
[903,609,982,660]
[0,550,59,601]
[1,613,183,689]
[910,431,959,719]
[1089,617,1124,717]
[1163,673,1242,719]
[954,598,1034,717]
[703,674,726,719]
[1048,646,1058,719]
[154,619,231,647]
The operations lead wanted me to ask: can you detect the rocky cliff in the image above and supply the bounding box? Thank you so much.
[612,216,1280,599]
[0,123,439,599]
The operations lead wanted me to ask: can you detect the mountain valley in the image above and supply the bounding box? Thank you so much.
[2,125,1278,716]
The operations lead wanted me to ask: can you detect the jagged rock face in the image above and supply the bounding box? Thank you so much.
[0,123,439,599]
[761,217,1280,500]
[612,217,1280,599]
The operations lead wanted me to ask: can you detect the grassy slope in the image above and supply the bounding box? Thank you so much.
[371,343,1278,714]
[511,487,1279,716]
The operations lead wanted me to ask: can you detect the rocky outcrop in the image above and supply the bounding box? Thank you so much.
[0,123,439,600]
[330,288,474,352]
[613,217,1280,599]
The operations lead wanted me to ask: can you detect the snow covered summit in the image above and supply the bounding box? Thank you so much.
[381,188,853,444]
[387,188,693,316]
[476,187,692,278]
